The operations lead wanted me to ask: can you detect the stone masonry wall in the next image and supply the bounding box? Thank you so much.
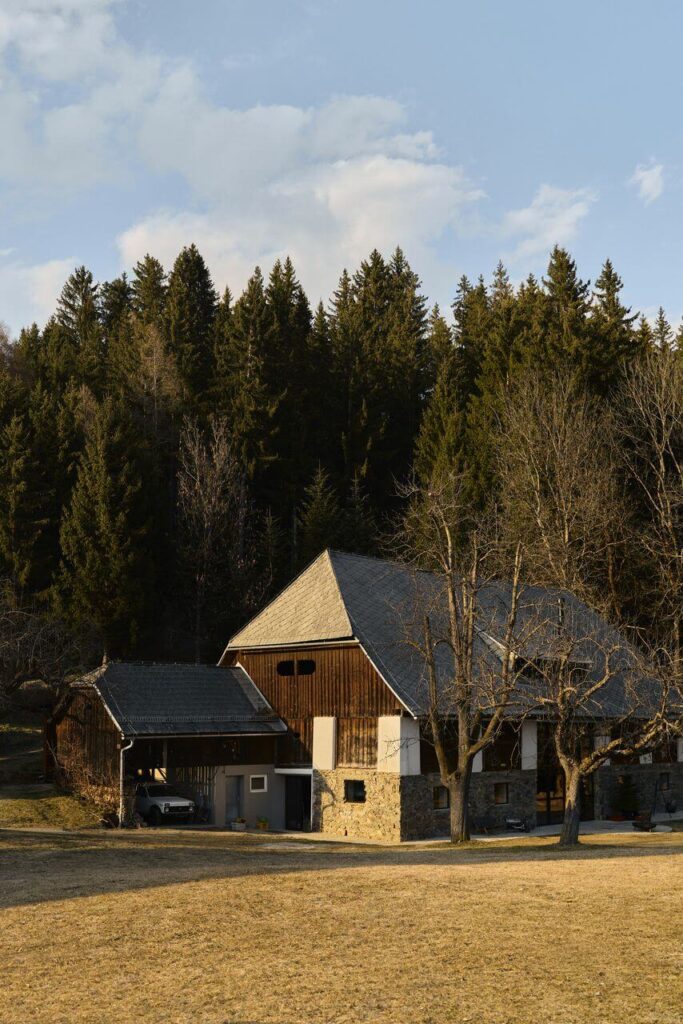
[594,762,683,819]
[312,768,402,842]
[401,771,537,840]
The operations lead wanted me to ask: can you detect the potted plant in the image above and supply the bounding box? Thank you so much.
[231,817,247,832]
[256,817,269,832]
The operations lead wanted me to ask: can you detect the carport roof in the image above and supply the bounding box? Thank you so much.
[77,662,287,738]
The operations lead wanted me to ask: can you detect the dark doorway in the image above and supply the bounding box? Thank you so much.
[285,774,311,831]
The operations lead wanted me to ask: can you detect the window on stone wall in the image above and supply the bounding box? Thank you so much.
[494,782,509,805]
[344,779,366,803]
[433,785,449,810]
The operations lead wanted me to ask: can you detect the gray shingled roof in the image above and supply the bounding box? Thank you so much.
[79,662,287,737]
[226,549,655,720]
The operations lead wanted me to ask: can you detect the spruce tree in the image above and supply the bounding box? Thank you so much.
[214,267,277,480]
[165,245,217,400]
[131,254,167,324]
[343,472,377,554]
[58,399,150,655]
[298,466,342,566]
[589,259,639,389]
[56,266,104,390]
[0,414,46,598]
[652,307,673,350]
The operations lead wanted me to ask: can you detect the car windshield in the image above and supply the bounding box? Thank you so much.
[145,785,181,797]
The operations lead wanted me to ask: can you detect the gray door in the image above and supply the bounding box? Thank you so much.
[225,775,243,823]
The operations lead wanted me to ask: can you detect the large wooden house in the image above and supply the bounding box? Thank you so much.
[52,550,683,839]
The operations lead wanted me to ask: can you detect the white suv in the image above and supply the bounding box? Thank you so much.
[135,783,194,826]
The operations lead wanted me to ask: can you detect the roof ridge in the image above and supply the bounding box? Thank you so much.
[328,548,441,578]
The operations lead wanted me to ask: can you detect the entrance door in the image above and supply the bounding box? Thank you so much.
[284,775,311,831]
[225,775,243,824]
[536,768,595,825]
[536,767,566,826]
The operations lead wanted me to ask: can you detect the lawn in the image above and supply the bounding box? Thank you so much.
[0,783,102,829]
[1,828,682,1024]
[0,712,43,783]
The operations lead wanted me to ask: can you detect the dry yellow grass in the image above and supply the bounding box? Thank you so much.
[1,828,682,1024]
[0,784,102,829]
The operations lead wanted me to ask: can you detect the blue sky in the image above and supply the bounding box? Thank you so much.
[0,0,680,333]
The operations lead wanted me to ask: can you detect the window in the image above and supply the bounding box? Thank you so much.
[277,660,295,677]
[483,722,521,772]
[297,658,316,675]
[494,782,509,805]
[433,785,449,810]
[250,775,267,793]
[344,779,366,803]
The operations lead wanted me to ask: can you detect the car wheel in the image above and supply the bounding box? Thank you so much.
[149,806,162,827]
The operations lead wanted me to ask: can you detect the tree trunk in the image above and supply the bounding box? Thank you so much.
[448,770,472,843]
[559,768,582,846]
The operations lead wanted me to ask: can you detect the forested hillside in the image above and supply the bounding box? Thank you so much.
[0,243,680,666]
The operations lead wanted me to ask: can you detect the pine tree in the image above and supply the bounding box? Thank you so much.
[343,472,377,554]
[414,307,463,484]
[0,414,46,598]
[131,255,167,324]
[165,245,217,400]
[58,400,150,655]
[214,267,277,480]
[540,247,591,374]
[254,258,313,526]
[652,307,673,350]
[101,275,136,396]
[56,266,104,390]
[588,259,639,389]
[298,466,342,566]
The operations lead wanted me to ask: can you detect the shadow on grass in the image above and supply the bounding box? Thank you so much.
[1,824,682,911]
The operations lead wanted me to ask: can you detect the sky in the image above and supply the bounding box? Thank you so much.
[0,0,681,335]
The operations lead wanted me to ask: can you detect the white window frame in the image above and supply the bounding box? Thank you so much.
[250,774,268,793]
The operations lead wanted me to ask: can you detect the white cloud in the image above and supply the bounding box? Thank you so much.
[0,255,75,334]
[501,184,597,264]
[630,161,664,205]
[0,0,485,325]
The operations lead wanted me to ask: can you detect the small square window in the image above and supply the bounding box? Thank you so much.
[250,775,267,793]
[433,785,449,810]
[344,779,366,803]
[494,782,509,805]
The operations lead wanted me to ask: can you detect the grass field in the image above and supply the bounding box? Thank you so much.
[1,827,682,1024]
[0,712,43,783]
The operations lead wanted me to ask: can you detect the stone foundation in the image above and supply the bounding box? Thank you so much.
[312,768,402,842]
[594,762,682,819]
[400,771,537,840]
[313,762,683,842]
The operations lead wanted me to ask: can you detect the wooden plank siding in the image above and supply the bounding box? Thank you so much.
[226,644,402,768]
[54,688,120,788]
[336,717,378,767]
[227,644,401,718]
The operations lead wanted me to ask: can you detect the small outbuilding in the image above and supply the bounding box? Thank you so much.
[50,662,287,826]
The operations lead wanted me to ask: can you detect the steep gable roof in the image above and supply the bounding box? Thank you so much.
[228,550,354,648]
[78,662,287,738]
[224,549,650,720]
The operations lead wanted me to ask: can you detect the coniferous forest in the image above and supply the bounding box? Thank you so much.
[0,243,681,666]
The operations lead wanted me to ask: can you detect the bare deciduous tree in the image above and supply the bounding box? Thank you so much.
[177,416,248,663]
[617,349,683,680]
[516,599,669,845]
[395,476,530,843]
[494,369,626,613]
